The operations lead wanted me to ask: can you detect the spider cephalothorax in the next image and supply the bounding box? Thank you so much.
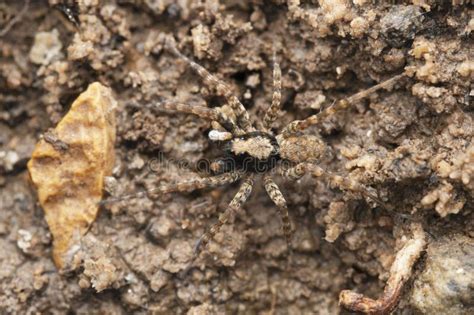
[221,131,280,173]
[104,36,405,267]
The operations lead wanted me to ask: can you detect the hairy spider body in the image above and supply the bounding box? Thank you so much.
[222,131,280,173]
[104,37,405,268]
[216,132,326,173]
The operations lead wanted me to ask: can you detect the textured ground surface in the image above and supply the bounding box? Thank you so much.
[0,1,473,314]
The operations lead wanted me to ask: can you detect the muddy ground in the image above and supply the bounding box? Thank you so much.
[0,1,473,314]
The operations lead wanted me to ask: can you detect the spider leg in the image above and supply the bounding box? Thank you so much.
[165,37,254,133]
[151,101,221,120]
[100,172,242,205]
[281,162,389,209]
[281,74,405,137]
[263,51,282,131]
[283,163,416,221]
[190,174,255,263]
[146,101,241,134]
[263,174,293,253]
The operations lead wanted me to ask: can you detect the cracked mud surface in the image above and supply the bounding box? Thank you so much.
[1,1,473,314]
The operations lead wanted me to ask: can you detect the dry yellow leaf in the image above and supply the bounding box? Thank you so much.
[28,82,117,269]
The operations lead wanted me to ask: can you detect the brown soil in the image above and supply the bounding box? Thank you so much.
[1,1,472,314]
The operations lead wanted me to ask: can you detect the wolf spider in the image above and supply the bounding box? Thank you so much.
[104,37,404,266]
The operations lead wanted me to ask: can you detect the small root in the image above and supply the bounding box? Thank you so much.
[339,223,427,314]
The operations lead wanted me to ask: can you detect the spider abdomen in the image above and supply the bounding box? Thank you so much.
[278,135,326,163]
